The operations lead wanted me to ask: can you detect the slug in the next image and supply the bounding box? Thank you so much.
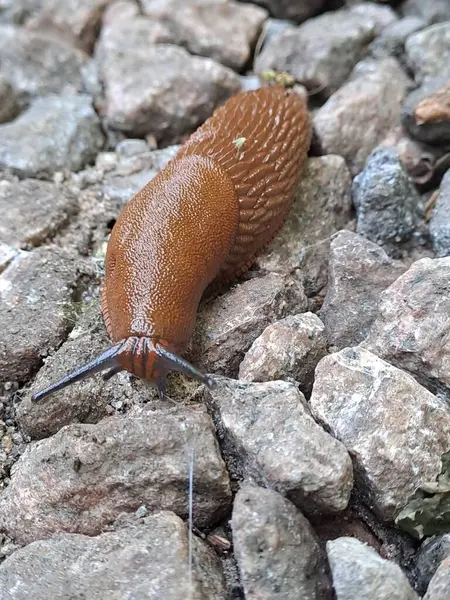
[32,85,311,402]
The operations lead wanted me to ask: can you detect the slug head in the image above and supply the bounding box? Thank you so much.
[31,336,213,403]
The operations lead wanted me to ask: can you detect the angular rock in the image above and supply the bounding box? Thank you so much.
[232,485,332,600]
[313,58,410,175]
[0,24,88,97]
[416,535,450,596]
[161,2,268,70]
[401,80,450,145]
[0,513,227,599]
[0,94,104,178]
[255,9,376,97]
[310,347,450,521]
[347,2,398,36]
[405,23,450,84]
[402,0,450,25]
[424,557,450,600]
[361,257,450,397]
[0,405,231,544]
[256,155,353,297]
[320,230,407,349]
[0,178,78,249]
[238,312,328,394]
[192,273,307,376]
[206,377,353,515]
[327,537,419,600]
[369,16,426,60]
[237,0,326,23]
[430,169,450,257]
[0,247,88,383]
[352,147,422,254]
[140,0,225,17]
[97,40,240,142]
[0,75,18,124]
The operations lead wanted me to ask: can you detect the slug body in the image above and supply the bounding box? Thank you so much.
[32,85,311,402]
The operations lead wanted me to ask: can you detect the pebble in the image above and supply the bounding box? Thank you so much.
[361,257,450,398]
[352,147,422,253]
[256,155,353,297]
[0,24,88,97]
[255,8,377,97]
[206,376,353,515]
[430,169,450,257]
[327,537,419,600]
[416,535,450,596]
[238,312,328,394]
[232,484,332,600]
[401,80,450,145]
[0,512,227,599]
[405,22,450,84]
[310,347,450,521]
[314,58,410,175]
[192,273,307,376]
[320,230,406,349]
[0,94,104,178]
[0,405,231,544]
[424,557,450,600]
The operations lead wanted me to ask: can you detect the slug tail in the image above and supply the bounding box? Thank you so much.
[31,342,125,403]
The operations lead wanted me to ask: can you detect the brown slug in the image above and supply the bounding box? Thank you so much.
[32,85,311,402]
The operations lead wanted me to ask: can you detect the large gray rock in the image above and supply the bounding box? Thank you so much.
[0,95,104,177]
[192,273,307,377]
[313,58,410,175]
[0,247,89,383]
[238,312,328,395]
[401,80,450,145]
[430,169,450,257]
[0,178,78,249]
[255,9,377,97]
[416,535,450,596]
[310,347,450,521]
[369,16,426,59]
[0,405,231,544]
[402,0,450,25]
[423,556,450,600]
[327,537,418,600]
[405,23,450,84]
[232,485,332,600]
[206,377,353,515]
[352,147,422,254]
[320,230,406,349]
[361,257,450,398]
[97,38,240,142]
[0,513,227,599]
[256,155,353,297]
[0,24,88,97]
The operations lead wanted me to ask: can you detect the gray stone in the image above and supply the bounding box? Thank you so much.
[313,58,410,175]
[232,485,332,600]
[0,75,18,124]
[157,1,268,70]
[320,230,407,349]
[255,9,377,97]
[401,80,450,145]
[0,513,227,599]
[369,16,426,59]
[402,0,450,25]
[115,138,151,158]
[97,34,240,141]
[310,347,450,521]
[0,24,88,97]
[405,23,450,84]
[416,535,450,596]
[206,377,353,515]
[192,273,307,377]
[347,2,398,36]
[424,557,450,600]
[0,405,231,544]
[430,169,450,257]
[0,247,89,383]
[0,178,78,249]
[361,257,450,398]
[238,312,328,395]
[327,537,419,600]
[256,155,353,297]
[237,0,325,23]
[0,94,104,178]
[352,147,422,253]
[0,243,17,274]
